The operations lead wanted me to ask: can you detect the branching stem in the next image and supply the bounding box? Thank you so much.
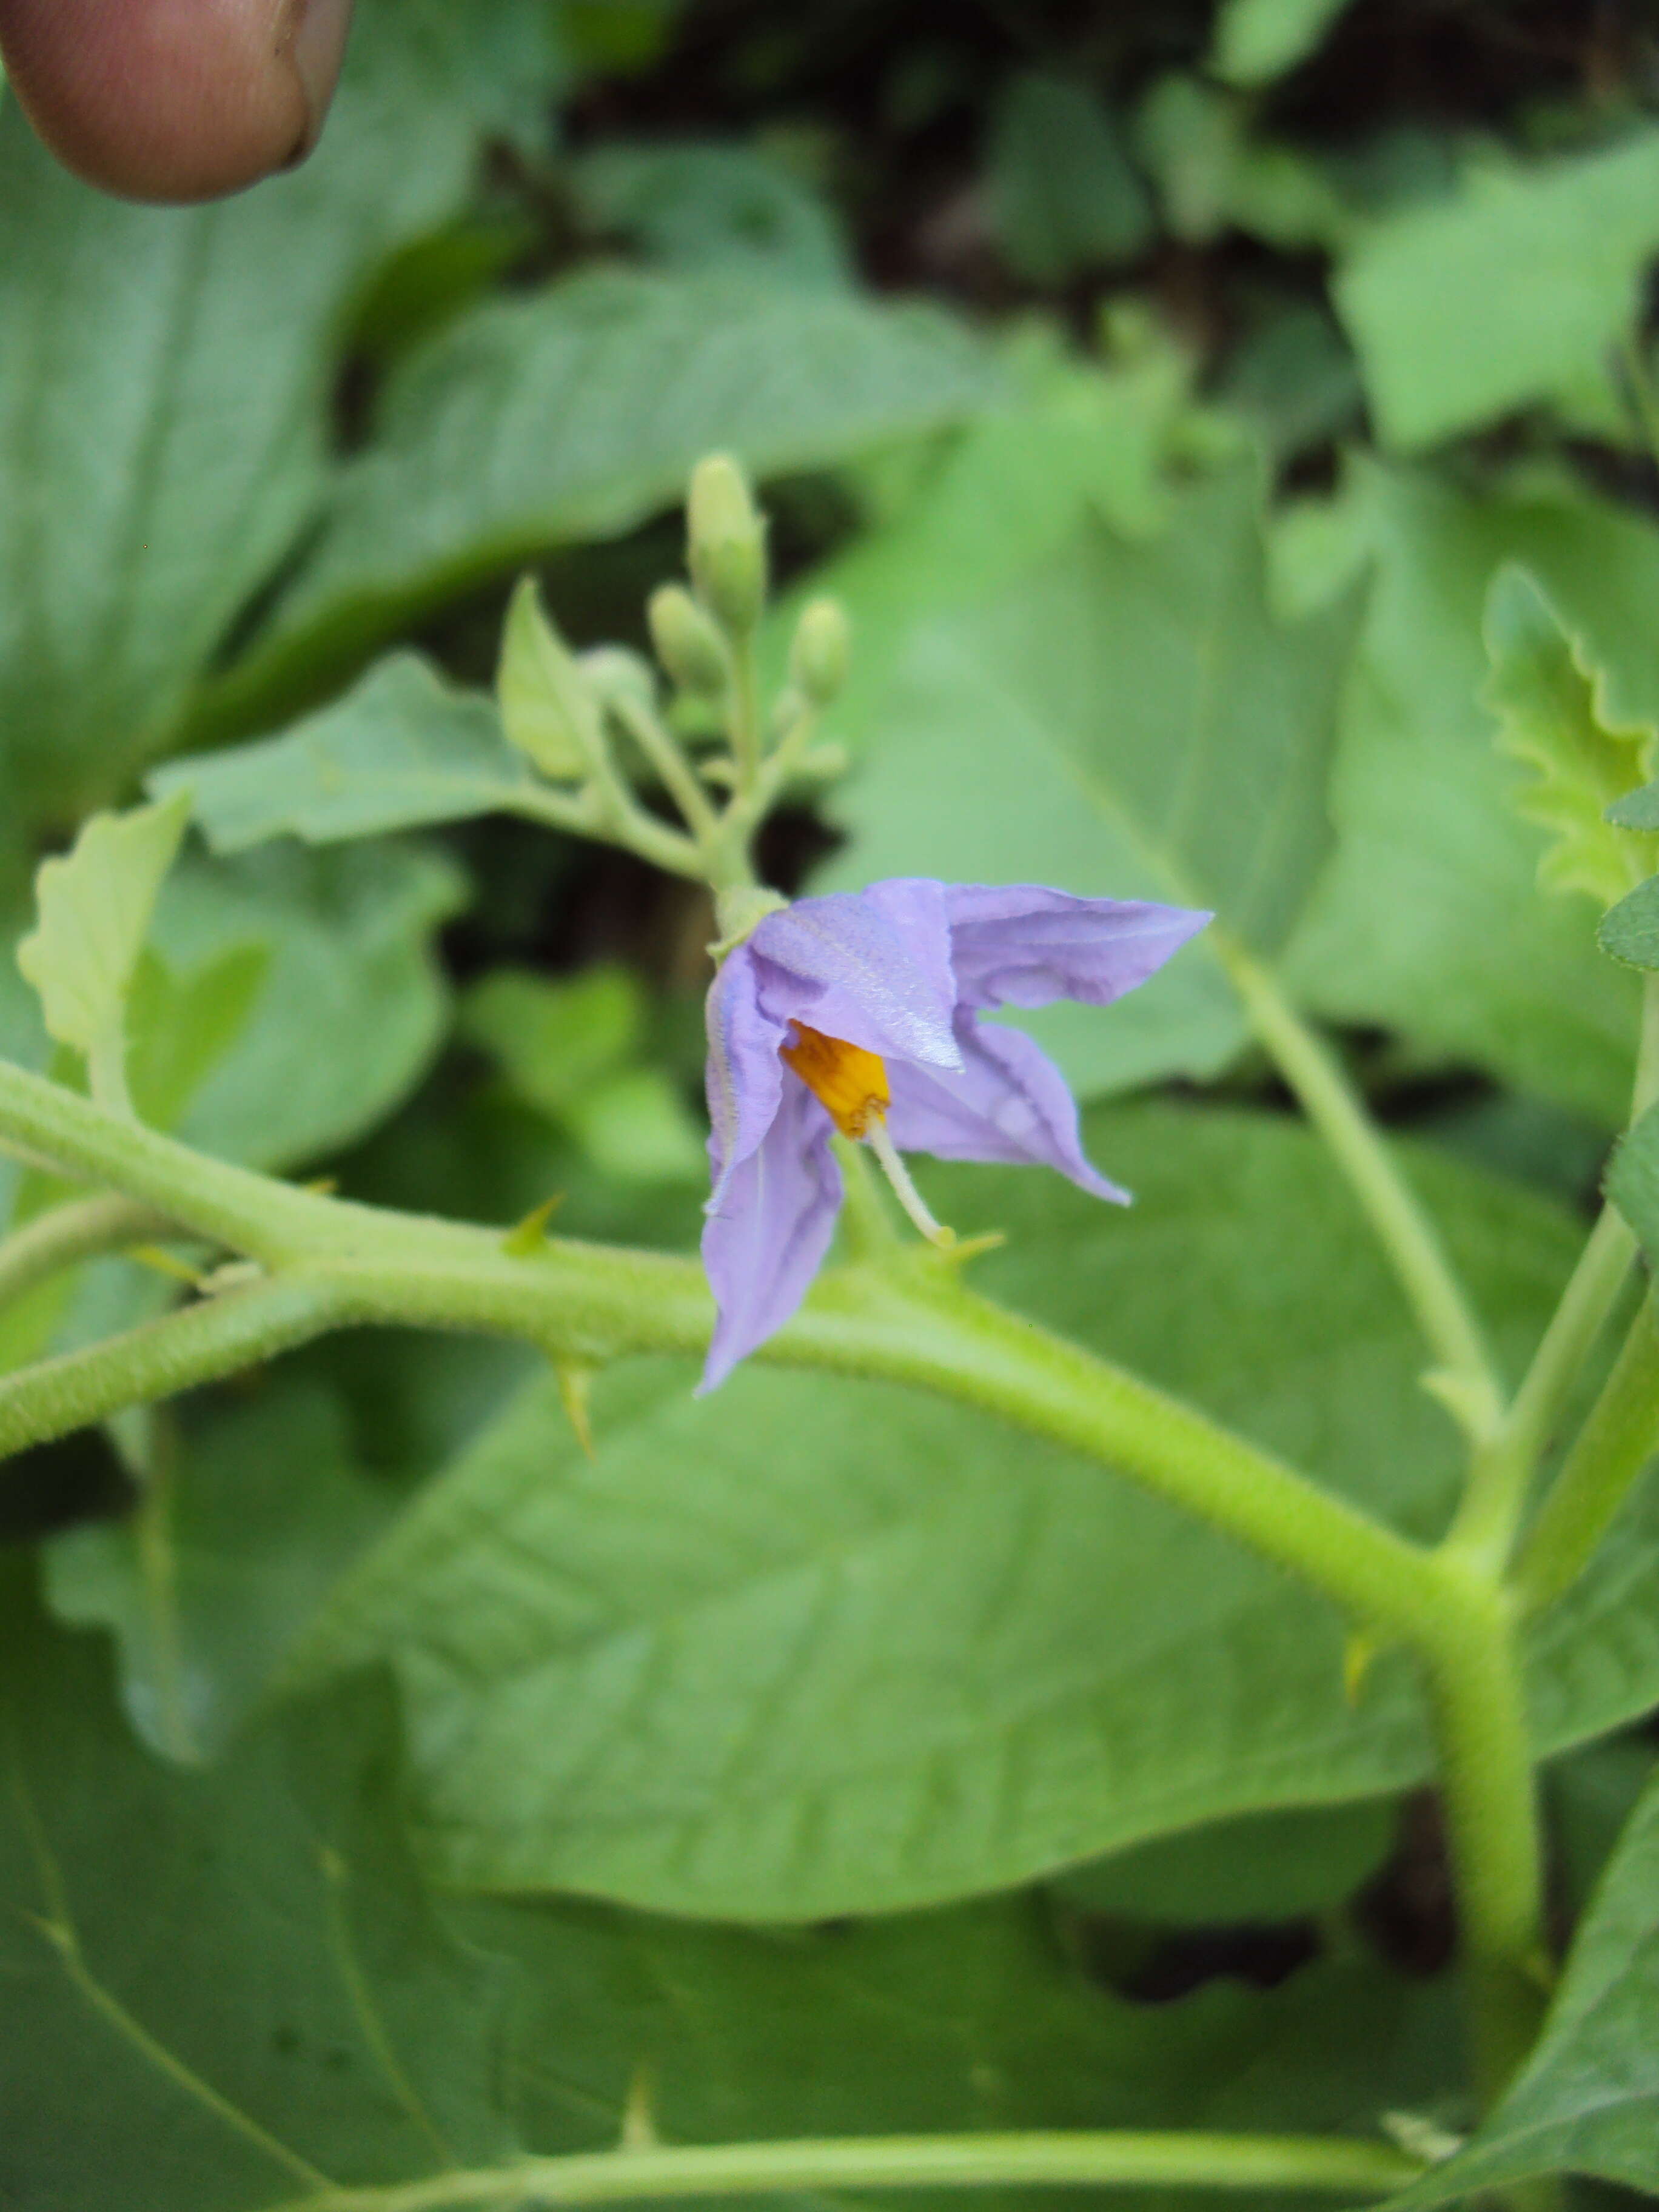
[0,1054,1553,2117]
[0,1191,179,1312]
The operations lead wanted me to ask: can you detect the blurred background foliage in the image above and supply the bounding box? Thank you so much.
[4,2,1659,2204]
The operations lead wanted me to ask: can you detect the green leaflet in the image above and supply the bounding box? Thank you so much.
[184,272,1005,744]
[1390,1768,1659,2200]
[281,1105,1599,1920]
[1483,565,1652,908]
[153,654,540,852]
[496,578,606,783]
[1334,128,1659,449]
[825,460,1359,1094]
[16,793,192,1113]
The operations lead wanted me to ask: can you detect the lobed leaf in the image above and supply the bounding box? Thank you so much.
[1285,465,1648,1125]
[1483,565,1652,908]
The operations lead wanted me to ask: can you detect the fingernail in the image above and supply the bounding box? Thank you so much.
[286,0,354,152]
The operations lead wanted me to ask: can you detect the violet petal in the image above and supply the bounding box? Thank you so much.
[749,879,962,1069]
[704,943,789,1211]
[698,1074,843,1392]
[942,885,1211,1012]
[885,1014,1129,1202]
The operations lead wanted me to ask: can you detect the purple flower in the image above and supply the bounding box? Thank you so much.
[699,879,1209,1389]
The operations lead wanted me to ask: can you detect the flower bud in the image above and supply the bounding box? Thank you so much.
[648,584,730,697]
[788,597,851,706]
[579,645,659,717]
[686,453,768,634]
[498,577,605,781]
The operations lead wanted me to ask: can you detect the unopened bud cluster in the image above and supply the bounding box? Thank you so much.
[493,452,853,902]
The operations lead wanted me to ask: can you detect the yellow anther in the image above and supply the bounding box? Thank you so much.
[780,1022,890,1138]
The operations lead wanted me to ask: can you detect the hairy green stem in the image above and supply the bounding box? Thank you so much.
[0,1056,1466,1647]
[0,1275,356,1454]
[1446,1205,1635,1575]
[1218,942,1504,1443]
[1418,1567,1551,2105]
[260,2131,1424,2212]
[0,1191,179,1311]
[1515,1293,1659,1615]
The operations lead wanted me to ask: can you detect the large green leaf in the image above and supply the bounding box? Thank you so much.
[153,654,535,853]
[824,462,1360,1095]
[1284,465,1644,1125]
[186,272,1003,742]
[0,0,539,844]
[285,1105,1602,1919]
[1391,1769,1659,2202]
[1333,130,1659,449]
[491,1897,1456,2212]
[0,1569,517,2211]
[0,1562,1453,2212]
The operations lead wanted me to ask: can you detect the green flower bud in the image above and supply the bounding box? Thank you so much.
[648,584,730,697]
[686,452,768,634]
[579,645,659,717]
[788,597,851,706]
[497,575,604,782]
